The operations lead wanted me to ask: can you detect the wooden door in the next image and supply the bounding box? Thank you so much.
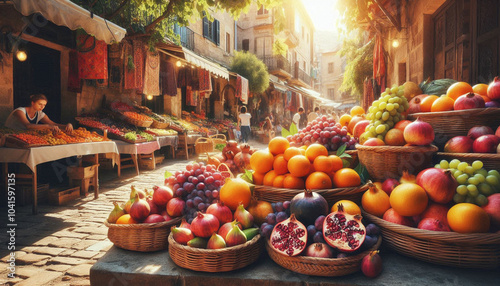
[474,0,500,83]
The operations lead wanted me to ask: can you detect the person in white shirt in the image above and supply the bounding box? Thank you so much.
[292,107,304,129]
[307,107,320,123]
[238,106,252,143]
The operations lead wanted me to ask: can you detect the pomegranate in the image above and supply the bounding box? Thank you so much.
[270,214,307,256]
[482,193,500,229]
[290,190,329,225]
[383,208,415,227]
[129,194,150,222]
[403,118,435,146]
[473,135,500,153]
[444,136,473,153]
[399,171,416,184]
[146,196,160,215]
[234,203,254,229]
[191,212,220,238]
[233,150,252,172]
[223,140,241,159]
[322,204,366,252]
[207,233,226,249]
[417,218,450,231]
[218,220,242,240]
[363,138,385,146]
[143,214,165,224]
[304,243,334,258]
[240,143,251,153]
[487,77,500,100]
[179,218,191,229]
[152,185,173,207]
[416,168,457,204]
[107,202,125,223]
[468,126,494,140]
[225,224,248,247]
[166,197,185,217]
[381,178,399,196]
[171,226,195,245]
[206,202,233,224]
[454,92,485,110]
[353,120,370,138]
[420,203,450,227]
[361,251,383,278]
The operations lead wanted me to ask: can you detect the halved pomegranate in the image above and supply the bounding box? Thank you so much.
[269,214,307,256]
[323,204,366,252]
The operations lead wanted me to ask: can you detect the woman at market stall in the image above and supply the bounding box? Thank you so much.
[4,94,73,132]
[238,106,251,143]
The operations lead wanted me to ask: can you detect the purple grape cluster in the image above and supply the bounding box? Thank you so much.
[286,115,357,151]
[165,162,223,223]
[260,201,291,238]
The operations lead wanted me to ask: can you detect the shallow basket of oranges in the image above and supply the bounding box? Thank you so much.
[362,210,500,269]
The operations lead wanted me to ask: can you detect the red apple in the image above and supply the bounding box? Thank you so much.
[443,136,473,153]
[418,218,450,231]
[363,138,386,146]
[383,208,415,227]
[473,135,500,153]
[353,120,370,139]
[483,193,500,229]
[468,126,494,140]
[419,203,450,227]
[394,120,412,132]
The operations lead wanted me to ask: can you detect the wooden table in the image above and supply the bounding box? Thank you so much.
[113,140,161,177]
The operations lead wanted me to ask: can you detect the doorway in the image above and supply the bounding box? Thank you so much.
[13,41,61,121]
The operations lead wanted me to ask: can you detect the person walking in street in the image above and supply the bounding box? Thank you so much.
[292,107,304,129]
[238,106,252,143]
[307,106,320,123]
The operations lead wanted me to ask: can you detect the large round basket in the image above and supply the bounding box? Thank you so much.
[266,236,382,276]
[408,108,500,148]
[105,217,182,252]
[124,116,153,128]
[356,144,438,181]
[253,184,369,208]
[151,119,169,129]
[362,211,500,268]
[168,233,264,272]
[436,152,500,171]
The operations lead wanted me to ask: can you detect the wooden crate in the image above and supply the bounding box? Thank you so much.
[48,187,80,205]
[67,164,98,180]
[16,184,49,206]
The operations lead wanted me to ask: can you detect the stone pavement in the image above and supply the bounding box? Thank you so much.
[0,139,269,286]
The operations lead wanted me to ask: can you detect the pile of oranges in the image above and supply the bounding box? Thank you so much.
[417,82,491,112]
[249,137,361,189]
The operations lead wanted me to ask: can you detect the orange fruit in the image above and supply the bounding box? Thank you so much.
[247,200,274,225]
[305,171,332,189]
[362,184,391,217]
[272,175,286,188]
[389,183,428,216]
[384,128,405,146]
[331,200,361,215]
[481,95,491,102]
[283,175,305,189]
[447,203,490,233]
[273,154,288,175]
[430,96,454,112]
[263,170,278,186]
[339,114,352,127]
[287,155,311,177]
[313,155,334,173]
[299,145,308,150]
[350,106,365,116]
[219,178,252,210]
[116,214,138,224]
[446,81,473,101]
[329,155,344,172]
[268,137,290,155]
[472,83,489,96]
[419,95,439,112]
[332,168,361,188]
[252,171,265,185]
[250,150,274,174]
[305,143,328,163]
[284,147,302,161]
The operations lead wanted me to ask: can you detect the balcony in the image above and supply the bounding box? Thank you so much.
[261,55,292,79]
[288,63,312,88]
[175,26,195,51]
[297,68,311,86]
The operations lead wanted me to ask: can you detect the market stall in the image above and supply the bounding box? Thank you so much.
[113,140,161,176]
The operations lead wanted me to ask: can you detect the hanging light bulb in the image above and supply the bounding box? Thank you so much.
[176,60,182,67]
[146,95,153,100]
[392,39,400,48]
[16,49,27,61]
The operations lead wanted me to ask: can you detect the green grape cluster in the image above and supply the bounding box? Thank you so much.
[435,159,500,206]
[363,85,410,141]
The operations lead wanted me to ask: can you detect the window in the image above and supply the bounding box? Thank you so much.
[328,88,335,99]
[203,15,220,45]
[328,62,334,73]
[226,33,231,53]
[255,37,272,57]
[242,39,249,51]
[257,6,268,15]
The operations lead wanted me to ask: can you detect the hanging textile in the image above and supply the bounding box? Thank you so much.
[240,76,249,105]
[123,41,136,90]
[186,86,197,106]
[235,75,242,98]
[198,69,212,92]
[133,40,144,92]
[77,35,108,79]
[363,78,375,112]
[373,34,386,93]
[177,67,192,88]
[160,60,178,96]
[108,43,123,90]
[142,51,160,95]
[68,50,81,92]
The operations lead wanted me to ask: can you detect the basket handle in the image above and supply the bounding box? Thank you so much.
[210,134,226,141]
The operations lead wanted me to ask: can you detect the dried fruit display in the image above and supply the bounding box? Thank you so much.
[10,133,49,146]
[123,111,153,122]
[54,132,88,143]
[72,128,108,142]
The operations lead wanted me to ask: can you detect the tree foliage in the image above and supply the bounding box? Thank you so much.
[230,51,270,94]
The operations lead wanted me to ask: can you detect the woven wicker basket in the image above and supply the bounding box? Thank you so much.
[195,137,214,154]
[210,133,227,145]
[168,233,264,272]
[362,211,500,268]
[408,108,500,148]
[436,152,500,171]
[124,116,153,128]
[356,144,438,180]
[253,184,369,208]
[266,236,382,276]
[151,119,169,129]
[105,216,182,252]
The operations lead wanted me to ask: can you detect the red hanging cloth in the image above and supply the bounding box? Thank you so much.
[373,34,386,92]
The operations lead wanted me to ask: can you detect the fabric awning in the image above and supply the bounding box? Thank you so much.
[12,0,126,44]
[269,75,288,93]
[182,47,229,80]
[288,85,342,108]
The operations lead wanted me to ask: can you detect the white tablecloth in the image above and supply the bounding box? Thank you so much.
[0,141,119,172]
[113,140,161,155]
[156,135,178,148]
[186,133,201,145]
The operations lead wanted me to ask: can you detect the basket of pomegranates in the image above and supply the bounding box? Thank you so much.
[104,186,184,252]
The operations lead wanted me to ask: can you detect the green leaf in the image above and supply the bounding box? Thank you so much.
[354,164,370,184]
[281,127,290,138]
[336,144,347,156]
[164,171,173,179]
[242,169,253,183]
[289,123,298,135]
